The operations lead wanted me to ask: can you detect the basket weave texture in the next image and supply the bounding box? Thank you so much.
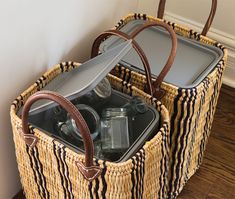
[109,13,228,198]
[10,62,170,199]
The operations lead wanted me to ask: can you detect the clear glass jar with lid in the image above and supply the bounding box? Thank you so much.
[100,108,130,151]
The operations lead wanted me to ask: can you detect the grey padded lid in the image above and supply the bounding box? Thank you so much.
[30,41,132,114]
[100,20,223,88]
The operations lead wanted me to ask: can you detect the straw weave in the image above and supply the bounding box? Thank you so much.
[10,62,170,198]
[109,13,228,198]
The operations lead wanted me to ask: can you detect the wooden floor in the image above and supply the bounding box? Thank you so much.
[14,85,235,199]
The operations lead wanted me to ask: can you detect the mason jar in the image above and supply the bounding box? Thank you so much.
[74,77,112,108]
[100,108,130,150]
[55,104,100,142]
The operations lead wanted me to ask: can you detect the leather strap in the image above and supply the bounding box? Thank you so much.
[21,91,102,181]
[130,21,177,94]
[157,0,217,36]
[91,30,155,97]
[91,21,177,99]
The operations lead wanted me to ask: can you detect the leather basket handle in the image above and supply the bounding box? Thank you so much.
[91,30,156,97]
[157,0,217,36]
[130,21,177,94]
[21,90,101,181]
[91,21,177,99]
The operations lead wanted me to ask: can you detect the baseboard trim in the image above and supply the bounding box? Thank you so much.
[223,57,235,88]
[165,12,235,88]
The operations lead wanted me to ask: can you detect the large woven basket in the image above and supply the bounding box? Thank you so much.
[92,8,227,198]
[10,61,170,199]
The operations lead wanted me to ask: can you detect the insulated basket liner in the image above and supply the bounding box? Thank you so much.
[100,19,223,88]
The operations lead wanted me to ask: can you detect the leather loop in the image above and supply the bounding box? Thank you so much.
[23,134,38,148]
[157,0,217,36]
[21,90,102,181]
[130,21,177,93]
[91,30,155,97]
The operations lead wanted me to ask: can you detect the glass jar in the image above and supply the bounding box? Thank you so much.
[75,77,112,108]
[100,108,130,150]
[55,104,100,142]
[93,77,112,99]
[123,96,148,117]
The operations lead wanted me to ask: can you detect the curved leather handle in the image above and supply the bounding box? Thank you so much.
[130,21,177,93]
[91,30,155,97]
[157,0,217,36]
[21,91,101,181]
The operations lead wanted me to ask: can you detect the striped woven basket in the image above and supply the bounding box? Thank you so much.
[91,3,227,198]
[10,61,170,199]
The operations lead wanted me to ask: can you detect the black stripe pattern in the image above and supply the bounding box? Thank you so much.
[112,13,227,199]
[131,149,146,199]
[25,145,50,198]
[52,141,74,198]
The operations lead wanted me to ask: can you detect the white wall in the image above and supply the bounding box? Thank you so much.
[139,0,235,35]
[0,1,138,198]
[138,0,235,87]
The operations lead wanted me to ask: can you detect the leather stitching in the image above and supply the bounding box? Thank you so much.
[21,91,101,180]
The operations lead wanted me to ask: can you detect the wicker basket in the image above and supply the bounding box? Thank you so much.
[92,10,227,198]
[10,61,170,199]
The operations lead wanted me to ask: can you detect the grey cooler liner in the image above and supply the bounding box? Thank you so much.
[100,19,223,88]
